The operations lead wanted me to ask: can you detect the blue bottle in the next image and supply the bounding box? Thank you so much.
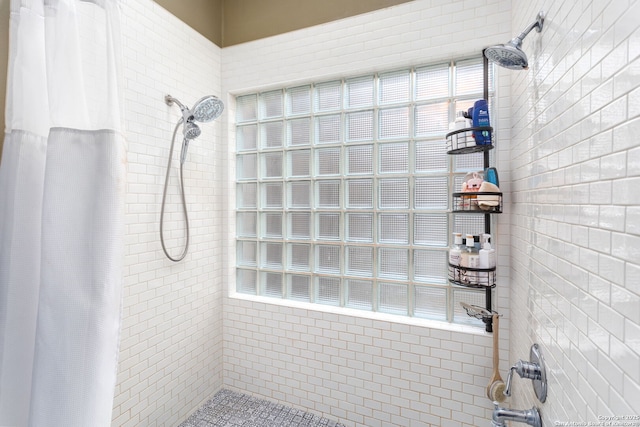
[472,99,490,145]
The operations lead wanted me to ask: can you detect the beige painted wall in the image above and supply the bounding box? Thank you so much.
[221,0,412,46]
[154,0,223,46]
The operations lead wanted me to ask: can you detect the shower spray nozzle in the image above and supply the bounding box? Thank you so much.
[165,93,224,144]
[484,11,545,70]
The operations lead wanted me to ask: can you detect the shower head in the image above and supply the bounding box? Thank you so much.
[192,95,224,122]
[484,11,545,70]
[165,94,224,123]
[183,121,201,140]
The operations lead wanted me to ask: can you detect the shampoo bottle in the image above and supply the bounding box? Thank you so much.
[472,99,491,145]
[479,233,496,285]
[455,111,469,130]
[449,233,463,281]
[461,234,479,285]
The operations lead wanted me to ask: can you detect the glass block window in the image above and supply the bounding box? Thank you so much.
[236,58,495,326]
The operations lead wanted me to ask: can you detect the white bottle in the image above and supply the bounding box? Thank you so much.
[454,111,468,130]
[449,233,463,281]
[479,234,496,286]
[461,234,479,285]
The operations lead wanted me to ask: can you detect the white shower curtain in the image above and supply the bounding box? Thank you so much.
[0,1,125,426]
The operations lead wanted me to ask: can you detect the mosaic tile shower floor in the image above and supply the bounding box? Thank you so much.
[179,389,346,427]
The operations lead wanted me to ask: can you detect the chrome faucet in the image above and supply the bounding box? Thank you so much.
[492,401,542,427]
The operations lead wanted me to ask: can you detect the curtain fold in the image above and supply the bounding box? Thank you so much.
[0,1,125,426]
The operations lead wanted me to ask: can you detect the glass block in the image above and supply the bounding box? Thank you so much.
[414,286,447,320]
[347,179,373,208]
[414,214,448,246]
[379,107,409,139]
[346,279,372,310]
[378,247,408,279]
[261,152,282,178]
[414,249,447,284]
[288,149,311,177]
[236,212,257,238]
[262,182,283,208]
[316,147,341,175]
[286,85,311,116]
[237,124,257,151]
[379,142,408,173]
[379,70,410,105]
[287,243,310,271]
[236,94,257,122]
[453,289,490,326]
[415,102,449,137]
[316,277,341,306]
[237,153,257,180]
[315,81,342,112]
[316,245,340,274]
[379,282,408,315]
[347,145,373,175]
[316,180,340,208]
[288,274,310,302]
[415,64,449,101]
[455,58,483,96]
[259,90,283,119]
[288,181,311,208]
[452,213,485,237]
[237,241,257,266]
[287,118,311,146]
[260,242,283,269]
[288,212,311,239]
[316,115,341,144]
[454,98,476,118]
[261,212,282,238]
[453,150,485,172]
[414,177,448,209]
[346,110,374,142]
[345,76,374,108]
[260,121,283,148]
[262,271,283,298]
[346,213,373,242]
[415,140,448,172]
[237,182,257,209]
[236,269,257,295]
[317,213,340,240]
[378,213,408,244]
[379,178,408,209]
[346,246,373,277]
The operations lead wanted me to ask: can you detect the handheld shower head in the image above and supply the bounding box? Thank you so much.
[165,94,224,123]
[183,121,201,140]
[191,95,224,122]
[484,11,545,70]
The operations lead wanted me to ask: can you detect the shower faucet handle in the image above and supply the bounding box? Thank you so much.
[503,344,547,403]
[503,360,541,396]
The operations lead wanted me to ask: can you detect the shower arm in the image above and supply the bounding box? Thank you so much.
[165,95,194,123]
[511,12,545,46]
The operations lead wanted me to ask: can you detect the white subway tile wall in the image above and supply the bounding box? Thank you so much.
[108,0,640,426]
[113,1,224,426]
[222,1,513,426]
[509,0,640,425]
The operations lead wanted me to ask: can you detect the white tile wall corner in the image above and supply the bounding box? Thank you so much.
[508,0,640,424]
[112,1,225,426]
[221,1,514,425]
